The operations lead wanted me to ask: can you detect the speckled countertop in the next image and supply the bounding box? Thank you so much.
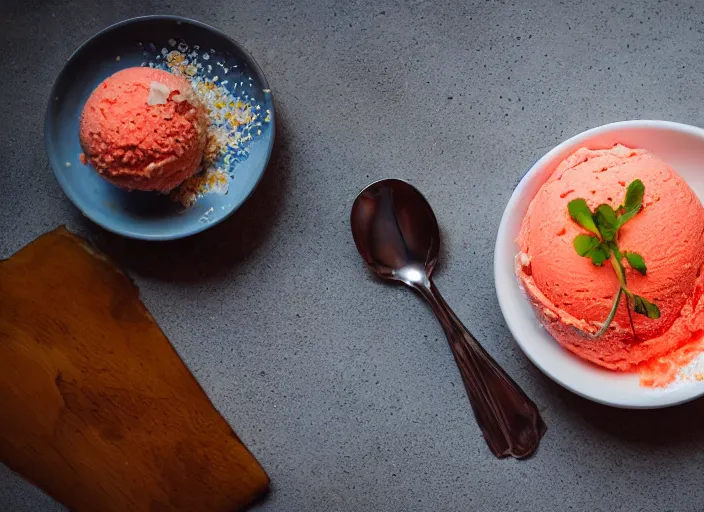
[2,1,704,510]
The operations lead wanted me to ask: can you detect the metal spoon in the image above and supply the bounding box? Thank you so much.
[350,179,546,459]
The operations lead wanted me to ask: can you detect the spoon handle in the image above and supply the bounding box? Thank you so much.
[415,278,546,459]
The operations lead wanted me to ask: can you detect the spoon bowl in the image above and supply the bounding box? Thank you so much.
[350,179,439,283]
[351,179,546,459]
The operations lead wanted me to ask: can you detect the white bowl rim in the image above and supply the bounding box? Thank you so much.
[494,119,704,409]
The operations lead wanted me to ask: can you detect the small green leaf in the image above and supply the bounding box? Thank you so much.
[625,252,647,275]
[572,235,609,266]
[568,198,600,236]
[624,179,645,212]
[589,243,610,266]
[573,234,600,256]
[633,295,660,319]
[618,179,645,226]
[594,204,618,241]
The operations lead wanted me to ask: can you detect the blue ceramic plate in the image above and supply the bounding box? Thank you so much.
[45,16,275,240]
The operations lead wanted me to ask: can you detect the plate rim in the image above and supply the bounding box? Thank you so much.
[494,119,704,409]
[44,14,276,241]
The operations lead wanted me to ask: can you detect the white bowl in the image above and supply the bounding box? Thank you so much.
[495,120,704,408]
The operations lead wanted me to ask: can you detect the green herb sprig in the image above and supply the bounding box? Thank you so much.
[568,179,660,339]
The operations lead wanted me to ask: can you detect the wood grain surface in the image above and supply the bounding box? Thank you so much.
[0,227,269,512]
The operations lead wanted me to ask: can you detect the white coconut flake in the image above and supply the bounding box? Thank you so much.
[199,207,215,223]
[147,81,171,105]
[520,252,531,267]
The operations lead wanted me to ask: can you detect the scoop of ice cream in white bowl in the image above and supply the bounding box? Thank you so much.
[495,120,704,408]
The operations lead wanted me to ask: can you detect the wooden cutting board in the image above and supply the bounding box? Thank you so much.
[0,227,269,512]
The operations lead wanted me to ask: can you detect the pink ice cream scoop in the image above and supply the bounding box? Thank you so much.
[517,145,704,380]
[79,67,208,192]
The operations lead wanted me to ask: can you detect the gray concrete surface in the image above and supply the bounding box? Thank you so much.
[2,0,704,510]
